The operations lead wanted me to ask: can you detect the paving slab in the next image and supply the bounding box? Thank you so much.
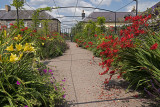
[43,41,155,107]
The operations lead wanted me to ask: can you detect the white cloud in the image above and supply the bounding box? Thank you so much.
[23,4,36,10]
[90,0,121,6]
[90,0,112,6]
[29,0,52,6]
[55,0,75,6]
[126,1,157,12]
[79,1,93,7]
[26,0,95,24]
[39,4,48,8]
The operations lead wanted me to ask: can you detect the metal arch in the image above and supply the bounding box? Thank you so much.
[52,6,117,33]
[52,6,115,13]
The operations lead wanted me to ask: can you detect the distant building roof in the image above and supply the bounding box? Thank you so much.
[83,12,142,23]
[0,10,58,21]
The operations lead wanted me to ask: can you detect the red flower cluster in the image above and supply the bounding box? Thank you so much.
[20,27,28,31]
[74,15,153,85]
[85,45,89,48]
[94,34,98,37]
[150,43,158,50]
[39,37,46,40]
[0,25,7,30]
[88,41,93,45]
[33,30,37,33]
[98,35,119,76]
[25,27,28,30]
[9,23,14,26]
[123,15,151,37]
[21,29,25,31]
[98,15,152,84]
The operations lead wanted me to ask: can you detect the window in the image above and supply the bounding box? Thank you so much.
[7,22,10,28]
[24,22,28,27]
[39,23,42,27]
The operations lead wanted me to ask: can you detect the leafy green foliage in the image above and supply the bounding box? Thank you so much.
[38,36,69,59]
[96,16,106,34]
[84,20,96,37]
[32,7,52,30]
[11,0,24,9]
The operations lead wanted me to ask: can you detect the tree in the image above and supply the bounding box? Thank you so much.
[11,0,24,28]
[96,16,106,34]
[71,21,84,36]
[84,20,96,37]
[42,20,50,36]
[32,7,52,30]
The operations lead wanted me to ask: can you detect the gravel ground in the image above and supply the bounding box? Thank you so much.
[43,41,156,107]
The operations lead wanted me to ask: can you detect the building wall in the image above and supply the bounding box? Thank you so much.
[0,19,61,33]
[105,22,130,27]
[47,20,61,33]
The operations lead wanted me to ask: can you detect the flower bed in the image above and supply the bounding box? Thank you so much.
[0,24,67,106]
[74,15,160,103]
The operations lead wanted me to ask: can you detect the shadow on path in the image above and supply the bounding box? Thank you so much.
[61,97,145,107]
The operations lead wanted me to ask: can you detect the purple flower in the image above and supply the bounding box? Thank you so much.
[43,69,47,73]
[150,80,156,89]
[24,106,28,107]
[51,73,53,75]
[50,81,53,84]
[54,86,57,91]
[152,6,155,11]
[49,69,52,72]
[62,78,66,82]
[63,87,65,90]
[62,94,66,98]
[16,81,21,85]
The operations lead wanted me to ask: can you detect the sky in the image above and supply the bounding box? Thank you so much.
[0,0,159,29]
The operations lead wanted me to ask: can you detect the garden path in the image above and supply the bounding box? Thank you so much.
[44,41,153,107]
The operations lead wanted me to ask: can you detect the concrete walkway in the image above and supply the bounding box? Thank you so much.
[44,42,153,107]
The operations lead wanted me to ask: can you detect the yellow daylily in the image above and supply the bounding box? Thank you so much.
[23,43,29,51]
[17,34,22,40]
[6,44,14,51]
[18,53,23,60]
[14,34,22,41]
[42,43,44,46]
[28,46,35,52]
[23,43,35,52]
[16,43,23,51]
[10,53,18,62]
[14,37,18,41]
[4,30,6,37]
